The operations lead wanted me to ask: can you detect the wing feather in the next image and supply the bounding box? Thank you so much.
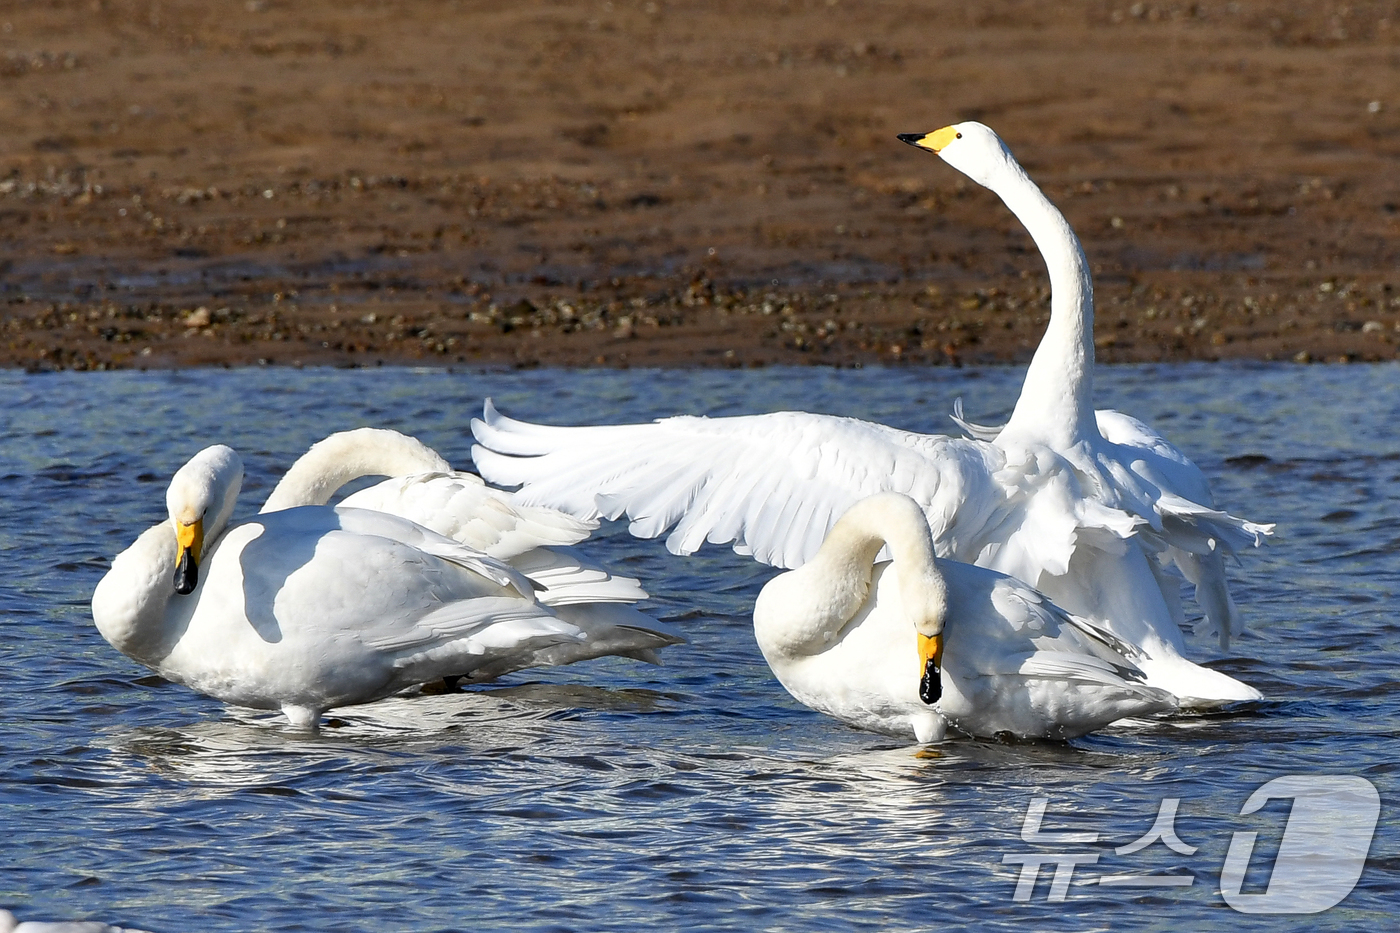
[329,506,536,597]
[1094,407,1272,643]
[509,546,649,606]
[472,401,1004,570]
[365,597,573,655]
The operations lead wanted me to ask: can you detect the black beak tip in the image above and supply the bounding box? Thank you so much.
[174,553,198,595]
[897,133,924,147]
[919,657,943,705]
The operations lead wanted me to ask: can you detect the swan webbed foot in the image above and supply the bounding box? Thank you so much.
[419,675,464,696]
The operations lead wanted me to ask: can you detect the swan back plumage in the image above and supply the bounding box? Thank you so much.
[264,427,672,632]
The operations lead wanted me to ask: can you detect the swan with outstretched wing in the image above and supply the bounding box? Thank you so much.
[471,123,1270,707]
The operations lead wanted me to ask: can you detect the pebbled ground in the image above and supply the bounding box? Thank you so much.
[0,0,1397,370]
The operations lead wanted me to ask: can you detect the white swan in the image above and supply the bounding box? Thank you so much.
[91,441,681,729]
[754,493,1175,742]
[469,122,1270,707]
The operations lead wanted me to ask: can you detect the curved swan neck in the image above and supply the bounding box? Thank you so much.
[991,165,1100,447]
[755,494,947,658]
[825,495,948,626]
[261,428,451,512]
[820,495,934,582]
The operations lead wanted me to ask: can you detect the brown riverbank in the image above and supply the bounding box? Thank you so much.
[1,0,1398,371]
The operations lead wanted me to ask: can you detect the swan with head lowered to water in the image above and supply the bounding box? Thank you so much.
[754,493,1175,742]
[469,122,1271,708]
[91,435,681,729]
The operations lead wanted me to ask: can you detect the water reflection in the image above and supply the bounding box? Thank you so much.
[103,685,680,790]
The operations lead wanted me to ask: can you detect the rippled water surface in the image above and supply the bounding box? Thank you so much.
[3,363,1398,931]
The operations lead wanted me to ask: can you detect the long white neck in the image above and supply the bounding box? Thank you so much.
[261,428,451,512]
[753,494,947,659]
[992,167,1100,448]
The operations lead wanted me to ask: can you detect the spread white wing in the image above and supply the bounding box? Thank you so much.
[471,400,1009,570]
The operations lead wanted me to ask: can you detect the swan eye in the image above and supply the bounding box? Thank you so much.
[955,132,962,139]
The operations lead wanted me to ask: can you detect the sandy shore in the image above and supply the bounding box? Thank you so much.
[1,0,1397,370]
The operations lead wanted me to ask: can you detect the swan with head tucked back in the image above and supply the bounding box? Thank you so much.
[469,122,1271,708]
[754,493,1175,742]
[92,434,681,729]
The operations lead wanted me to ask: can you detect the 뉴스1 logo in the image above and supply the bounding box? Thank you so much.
[1002,774,1380,913]
[1220,775,1379,914]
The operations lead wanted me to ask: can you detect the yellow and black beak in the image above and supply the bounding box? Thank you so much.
[918,631,944,705]
[174,518,204,595]
[897,125,960,154]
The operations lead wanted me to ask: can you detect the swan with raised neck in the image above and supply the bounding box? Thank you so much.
[466,123,1269,707]
[901,122,1098,449]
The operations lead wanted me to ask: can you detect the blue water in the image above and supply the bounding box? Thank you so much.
[2,363,1397,931]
